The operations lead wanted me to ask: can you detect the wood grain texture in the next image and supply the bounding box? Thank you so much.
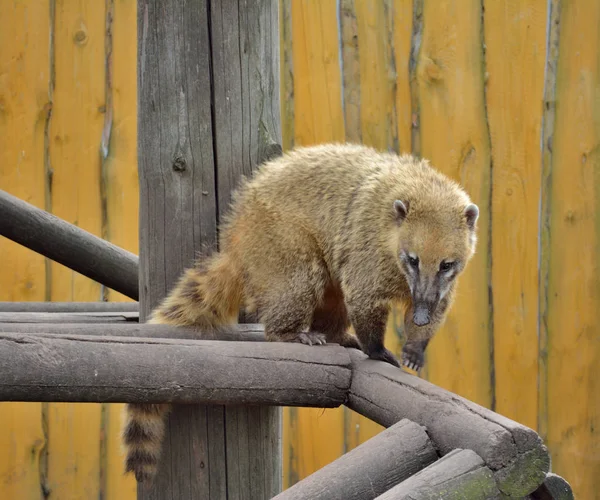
[375,449,500,500]
[415,0,492,408]
[0,311,138,323]
[138,0,282,497]
[484,0,547,431]
[393,0,413,154]
[273,419,437,500]
[354,0,397,151]
[542,2,600,498]
[0,189,139,300]
[0,334,351,406]
[0,322,266,342]
[0,301,138,312]
[0,1,50,497]
[347,350,549,497]
[46,2,106,497]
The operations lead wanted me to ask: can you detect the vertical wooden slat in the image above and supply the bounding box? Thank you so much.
[393,0,413,154]
[543,2,600,497]
[354,0,397,151]
[0,1,50,498]
[46,1,106,498]
[484,1,547,429]
[102,0,139,497]
[415,0,492,407]
[281,0,346,488]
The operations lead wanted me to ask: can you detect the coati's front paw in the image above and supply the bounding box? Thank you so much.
[401,343,426,372]
[367,346,400,368]
[294,332,327,346]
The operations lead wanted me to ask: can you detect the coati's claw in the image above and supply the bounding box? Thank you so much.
[401,347,425,372]
[368,347,401,368]
[296,332,327,346]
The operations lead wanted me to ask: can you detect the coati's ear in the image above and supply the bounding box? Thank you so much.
[464,203,479,230]
[393,200,408,224]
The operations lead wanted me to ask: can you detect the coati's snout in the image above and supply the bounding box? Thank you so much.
[412,303,430,326]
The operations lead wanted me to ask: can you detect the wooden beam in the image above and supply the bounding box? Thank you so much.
[0,333,351,406]
[0,301,139,313]
[530,473,574,500]
[375,449,500,499]
[0,312,138,323]
[0,322,265,341]
[347,350,550,497]
[137,0,282,497]
[0,189,139,300]
[272,419,437,500]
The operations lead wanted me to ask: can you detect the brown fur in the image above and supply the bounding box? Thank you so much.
[122,143,479,482]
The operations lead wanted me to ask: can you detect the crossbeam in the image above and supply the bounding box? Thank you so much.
[0,332,350,407]
[0,189,139,299]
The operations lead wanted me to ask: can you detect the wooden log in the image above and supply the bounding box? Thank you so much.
[137,0,282,497]
[529,473,574,500]
[0,312,138,323]
[0,322,266,341]
[0,301,139,313]
[0,189,139,300]
[347,350,550,497]
[375,449,500,499]
[272,419,438,500]
[0,332,351,406]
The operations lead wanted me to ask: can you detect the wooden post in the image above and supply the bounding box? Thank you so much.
[137,0,282,498]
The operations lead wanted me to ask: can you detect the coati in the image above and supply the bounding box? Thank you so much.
[123,143,479,482]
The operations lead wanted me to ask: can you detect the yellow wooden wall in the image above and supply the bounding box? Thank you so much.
[0,1,598,499]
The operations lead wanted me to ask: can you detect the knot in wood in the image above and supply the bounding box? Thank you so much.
[172,156,187,172]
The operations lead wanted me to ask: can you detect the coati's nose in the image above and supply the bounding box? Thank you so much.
[413,304,430,326]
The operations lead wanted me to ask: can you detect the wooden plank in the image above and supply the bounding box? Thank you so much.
[0,322,266,342]
[354,0,397,151]
[347,350,549,497]
[0,1,50,497]
[283,1,346,487]
[542,2,600,498]
[0,311,138,323]
[375,449,500,500]
[0,190,139,300]
[273,419,437,500]
[0,301,138,312]
[415,0,492,407]
[484,0,547,432]
[0,333,352,406]
[101,0,139,494]
[393,0,413,154]
[46,2,107,497]
[291,0,345,146]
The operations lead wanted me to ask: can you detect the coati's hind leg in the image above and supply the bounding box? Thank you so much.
[310,284,360,349]
[258,264,329,346]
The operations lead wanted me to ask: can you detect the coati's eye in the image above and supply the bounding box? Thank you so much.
[408,255,419,268]
[440,261,454,272]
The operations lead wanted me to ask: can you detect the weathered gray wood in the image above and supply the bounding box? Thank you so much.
[0,189,139,300]
[273,419,438,500]
[209,2,283,496]
[0,312,138,323]
[347,350,550,497]
[138,0,282,497]
[530,473,574,500]
[0,333,351,405]
[0,301,139,313]
[375,449,501,499]
[0,322,266,341]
